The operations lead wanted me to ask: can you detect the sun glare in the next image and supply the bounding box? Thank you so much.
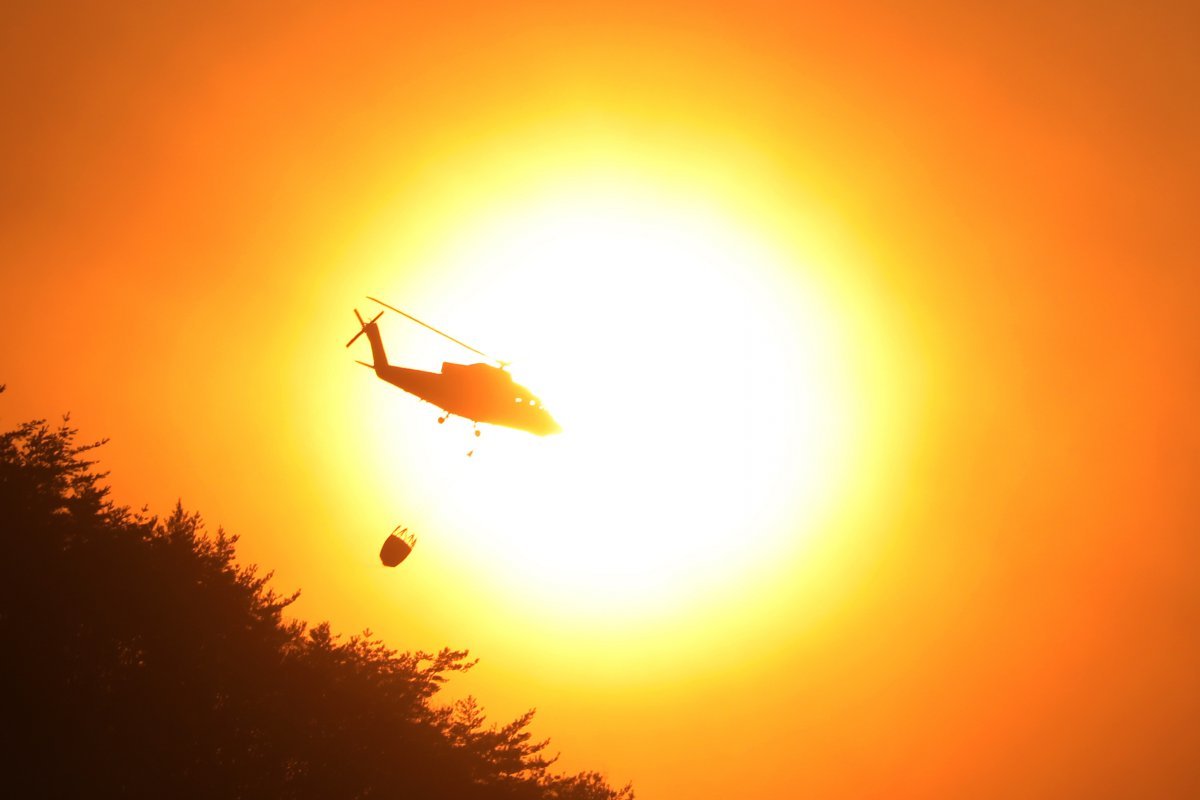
[359,174,873,629]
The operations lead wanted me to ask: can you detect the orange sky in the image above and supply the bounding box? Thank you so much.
[3,2,1199,797]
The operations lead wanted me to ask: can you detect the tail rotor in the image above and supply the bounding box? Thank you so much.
[346,309,384,348]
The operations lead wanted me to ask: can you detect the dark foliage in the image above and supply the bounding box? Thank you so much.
[0,391,632,799]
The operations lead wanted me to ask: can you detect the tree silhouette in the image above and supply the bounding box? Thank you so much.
[0,389,633,799]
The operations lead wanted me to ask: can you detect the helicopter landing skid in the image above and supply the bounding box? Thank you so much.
[434,413,482,457]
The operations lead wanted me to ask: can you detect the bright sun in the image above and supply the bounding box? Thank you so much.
[361,174,868,630]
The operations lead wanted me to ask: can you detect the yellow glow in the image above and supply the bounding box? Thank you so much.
[346,161,897,638]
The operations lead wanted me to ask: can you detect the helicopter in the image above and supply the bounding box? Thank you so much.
[347,297,562,443]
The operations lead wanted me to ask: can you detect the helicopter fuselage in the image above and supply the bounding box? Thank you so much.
[360,320,561,436]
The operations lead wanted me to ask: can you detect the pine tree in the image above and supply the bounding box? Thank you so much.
[0,388,633,799]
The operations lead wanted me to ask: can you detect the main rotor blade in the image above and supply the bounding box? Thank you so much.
[367,297,505,365]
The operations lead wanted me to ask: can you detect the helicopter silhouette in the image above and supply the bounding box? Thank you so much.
[347,297,562,444]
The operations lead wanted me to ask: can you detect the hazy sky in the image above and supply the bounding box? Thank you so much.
[2,2,1198,796]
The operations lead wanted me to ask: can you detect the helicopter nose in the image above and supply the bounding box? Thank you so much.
[542,414,563,436]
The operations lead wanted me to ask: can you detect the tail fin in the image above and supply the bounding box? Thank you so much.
[346,309,384,348]
[347,308,390,372]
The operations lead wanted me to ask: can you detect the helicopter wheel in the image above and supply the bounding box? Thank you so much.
[438,416,446,424]
[474,429,481,438]
[467,450,474,458]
